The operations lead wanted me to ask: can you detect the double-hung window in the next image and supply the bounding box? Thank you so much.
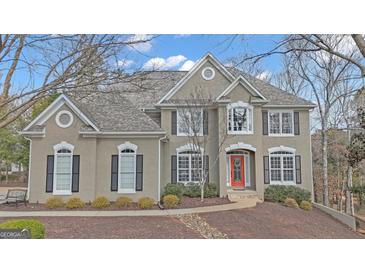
[268,111,294,136]
[177,108,203,136]
[118,143,137,193]
[269,149,295,184]
[227,102,253,134]
[177,151,203,183]
[53,143,74,195]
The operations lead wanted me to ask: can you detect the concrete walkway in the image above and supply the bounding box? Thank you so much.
[0,200,258,217]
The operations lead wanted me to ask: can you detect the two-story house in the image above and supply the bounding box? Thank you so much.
[21,53,315,203]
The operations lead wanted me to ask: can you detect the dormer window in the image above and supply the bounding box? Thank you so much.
[227,101,253,134]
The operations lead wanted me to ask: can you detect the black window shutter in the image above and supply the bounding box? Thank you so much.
[46,155,54,192]
[111,155,118,191]
[203,110,209,135]
[171,110,177,135]
[294,112,300,135]
[204,155,209,183]
[72,155,80,192]
[136,155,143,191]
[262,110,268,135]
[263,156,270,184]
[295,155,302,184]
[171,155,177,183]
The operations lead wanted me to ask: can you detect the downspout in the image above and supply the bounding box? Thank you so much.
[158,135,168,202]
[24,136,32,201]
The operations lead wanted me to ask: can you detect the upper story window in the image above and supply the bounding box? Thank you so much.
[268,147,296,184]
[55,110,74,128]
[201,67,215,80]
[177,108,203,136]
[118,142,138,193]
[227,101,253,134]
[268,111,294,136]
[53,142,74,195]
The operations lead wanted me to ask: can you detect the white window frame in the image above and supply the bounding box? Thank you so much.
[55,110,74,128]
[268,110,294,137]
[201,66,215,80]
[268,146,296,185]
[176,144,204,184]
[227,101,254,135]
[53,141,74,195]
[177,108,203,136]
[117,142,138,194]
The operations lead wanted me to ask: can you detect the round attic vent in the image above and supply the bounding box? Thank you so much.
[56,110,74,128]
[202,67,215,80]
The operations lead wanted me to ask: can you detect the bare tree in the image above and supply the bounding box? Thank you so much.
[177,89,229,201]
[0,34,156,128]
[271,37,362,206]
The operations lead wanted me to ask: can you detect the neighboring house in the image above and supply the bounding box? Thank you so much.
[21,53,316,203]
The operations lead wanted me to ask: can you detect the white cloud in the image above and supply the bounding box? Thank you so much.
[143,55,188,70]
[117,59,135,68]
[127,34,154,52]
[256,71,271,81]
[174,34,191,38]
[179,60,195,71]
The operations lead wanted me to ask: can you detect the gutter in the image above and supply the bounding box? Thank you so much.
[158,136,168,202]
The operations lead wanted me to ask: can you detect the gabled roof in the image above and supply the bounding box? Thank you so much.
[157,53,235,104]
[216,75,267,101]
[23,94,100,132]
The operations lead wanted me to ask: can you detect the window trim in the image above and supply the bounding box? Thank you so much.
[117,142,137,194]
[176,108,203,137]
[176,144,204,184]
[55,110,74,128]
[268,146,296,185]
[227,101,254,135]
[201,67,215,80]
[53,142,74,195]
[268,110,294,137]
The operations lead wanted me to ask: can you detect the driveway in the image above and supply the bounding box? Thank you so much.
[0,202,362,239]
[200,202,363,239]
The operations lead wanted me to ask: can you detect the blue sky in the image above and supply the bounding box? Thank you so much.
[120,34,283,73]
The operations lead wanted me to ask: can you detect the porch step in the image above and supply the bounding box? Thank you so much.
[227,189,261,206]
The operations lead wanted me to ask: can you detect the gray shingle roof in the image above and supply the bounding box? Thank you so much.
[109,69,315,108]
[67,91,163,132]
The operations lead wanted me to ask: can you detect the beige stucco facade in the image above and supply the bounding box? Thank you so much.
[24,54,314,203]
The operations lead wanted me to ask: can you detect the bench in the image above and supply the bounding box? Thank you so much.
[0,189,28,207]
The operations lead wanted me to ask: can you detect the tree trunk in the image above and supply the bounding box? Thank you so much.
[351,34,365,59]
[346,129,354,215]
[5,166,9,183]
[322,127,329,206]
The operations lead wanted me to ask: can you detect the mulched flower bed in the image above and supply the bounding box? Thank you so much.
[0,197,232,211]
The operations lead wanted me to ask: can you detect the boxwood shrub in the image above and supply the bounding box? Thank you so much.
[264,185,311,204]
[0,219,45,239]
[163,183,218,199]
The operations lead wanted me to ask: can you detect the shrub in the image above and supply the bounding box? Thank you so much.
[45,197,64,209]
[299,200,312,211]
[163,183,184,201]
[115,197,132,208]
[163,194,179,209]
[91,196,110,209]
[184,183,218,198]
[138,197,155,209]
[0,219,45,239]
[284,198,299,208]
[264,185,311,204]
[65,197,85,209]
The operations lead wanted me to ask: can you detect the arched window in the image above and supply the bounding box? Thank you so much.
[118,142,137,193]
[227,101,253,134]
[268,146,296,184]
[53,142,74,195]
[176,144,203,183]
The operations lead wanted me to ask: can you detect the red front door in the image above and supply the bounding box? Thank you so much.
[230,155,245,187]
